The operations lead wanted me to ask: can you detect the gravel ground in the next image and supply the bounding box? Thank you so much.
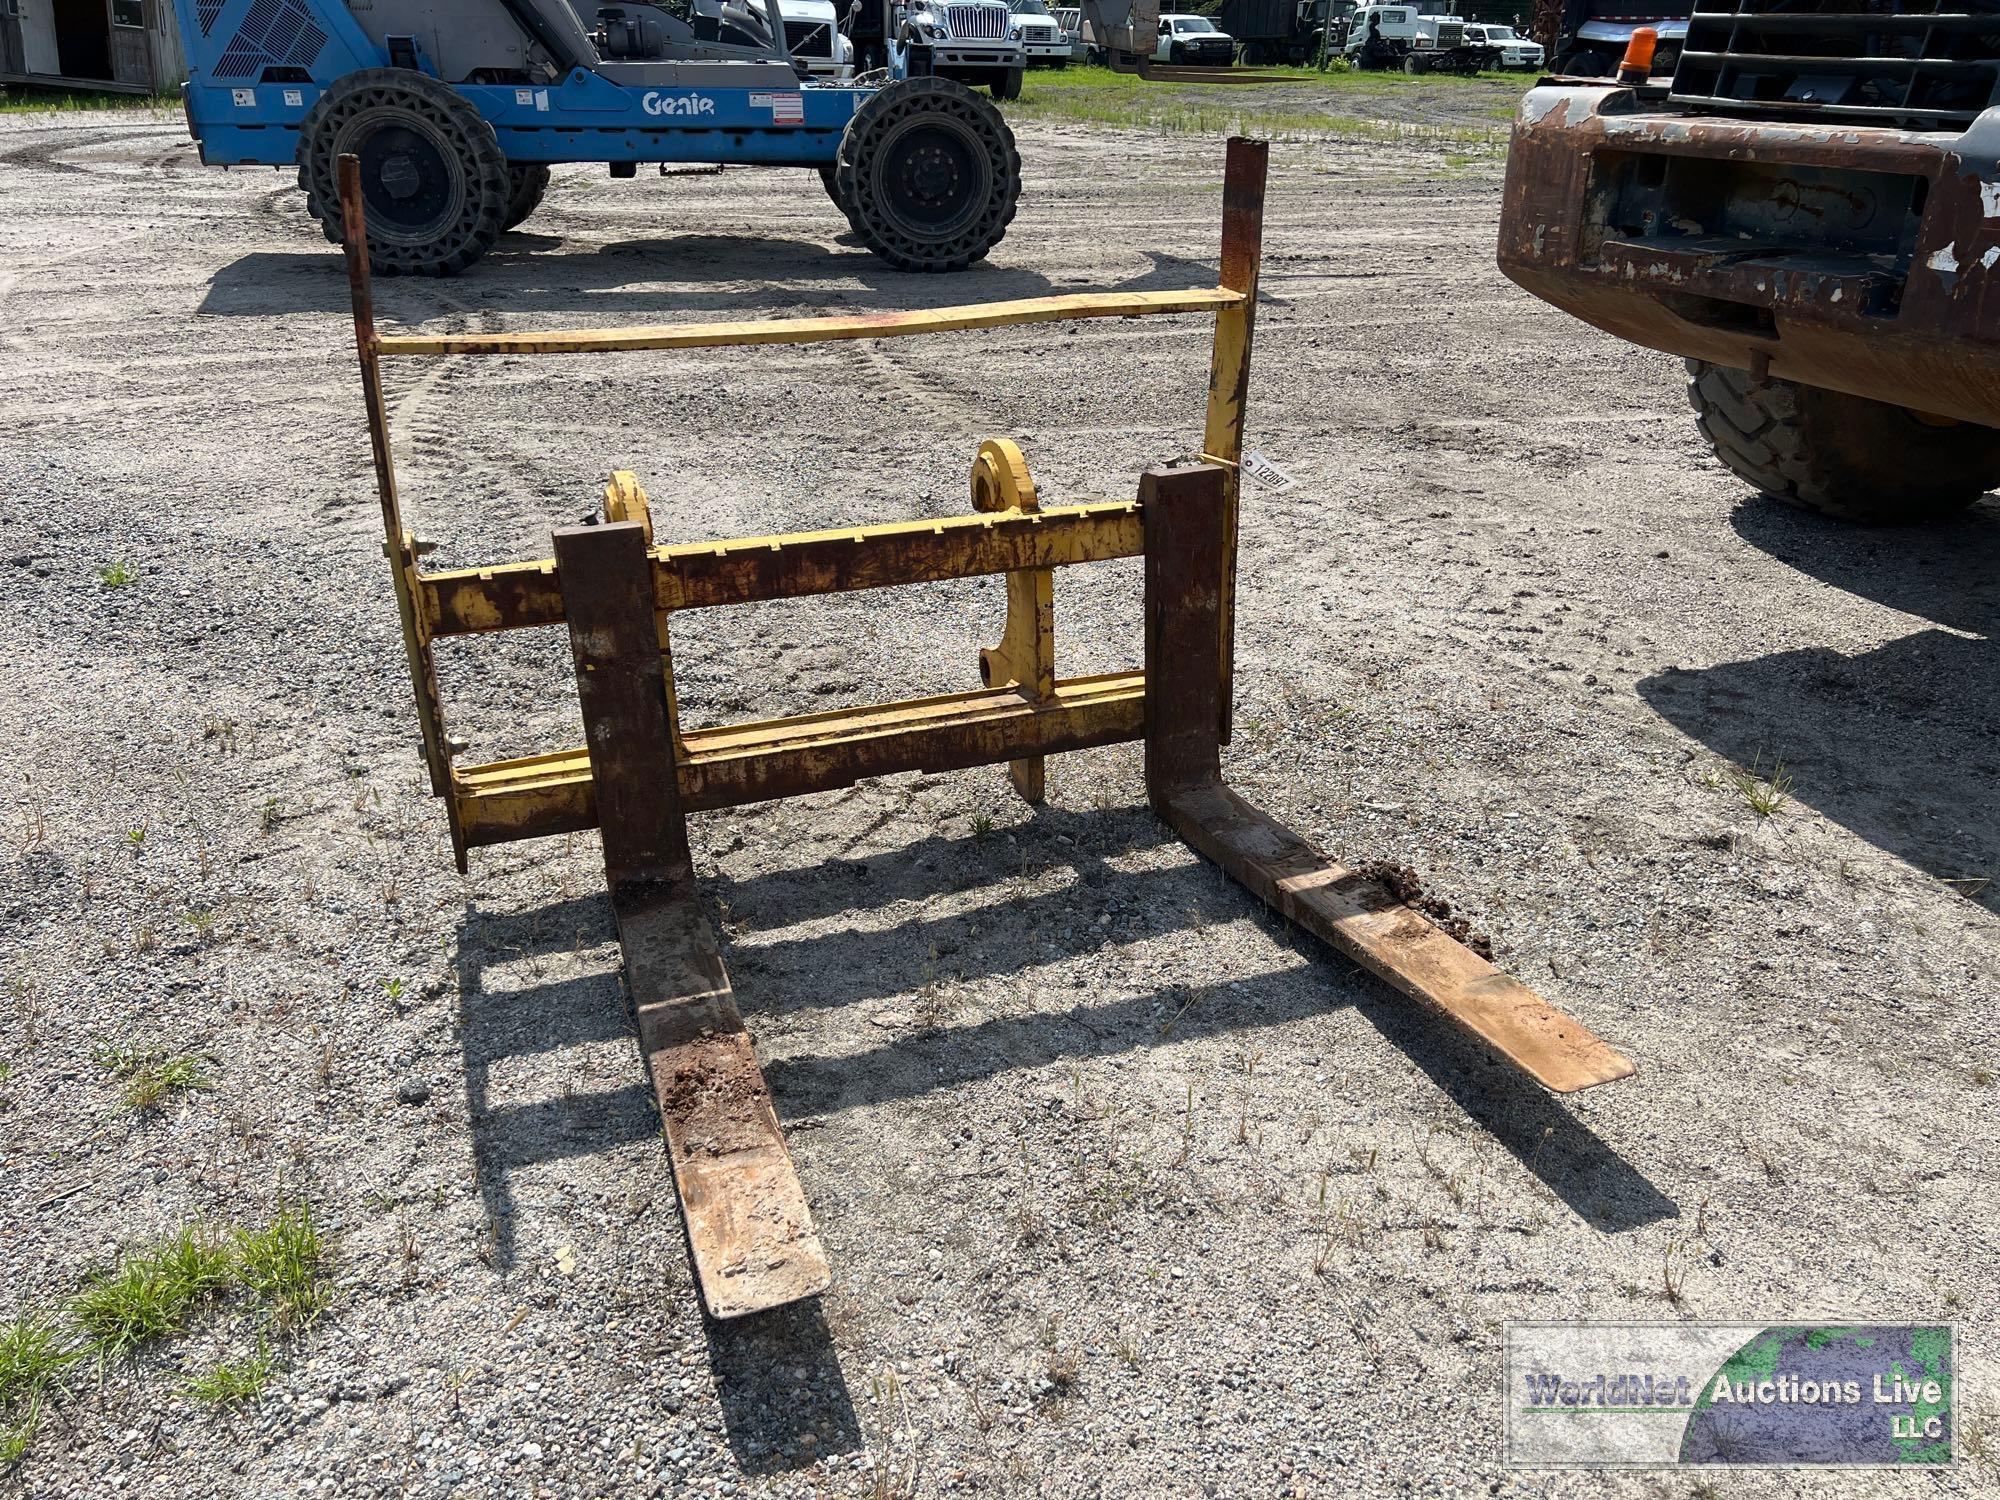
[0,102,1995,1500]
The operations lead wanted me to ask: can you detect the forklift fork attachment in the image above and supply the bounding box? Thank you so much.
[337,138,1633,1322]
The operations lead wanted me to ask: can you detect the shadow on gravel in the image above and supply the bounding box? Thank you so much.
[451,929,655,1273]
[196,238,1220,322]
[450,800,1673,1337]
[1639,626,2000,911]
[705,1299,864,1475]
[710,806,1674,1231]
[450,904,866,1474]
[1730,493,2000,636]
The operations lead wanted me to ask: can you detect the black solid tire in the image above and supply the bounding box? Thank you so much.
[835,75,1020,273]
[1686,359,2000,523]
[1241,41,1265,66]
[991,66,1023,100]
[297,68,509,276]
[1555,48,1612,76]
[503,163,550,231]
[818,163,862,234]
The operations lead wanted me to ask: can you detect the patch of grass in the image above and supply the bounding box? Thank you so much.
[1726,756,1794,818]
[186,1344,273,1406]
[96,561,137,588]
[0,86,176,113]
[233,1205,330,1330]
[0,1395,40,1465]
[0,1314,82,1406]
[1005,62,1516,144]
[95,1044,212,1113]
[71,1227,236,1361]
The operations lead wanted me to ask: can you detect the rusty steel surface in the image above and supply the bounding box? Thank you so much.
[418,502,1145,637]
[616,877,831,1319]
[372,288,1248,358]
[554,522,691,885]
[1161,781,1638,1092]
[449,672,1149,855]
[557,520,828,1319]
[1140,465,1635,1095]
[969,439,1055,805]
[337,154,451,798]
[1203,136,1267,743]
[1498,85,2000,425]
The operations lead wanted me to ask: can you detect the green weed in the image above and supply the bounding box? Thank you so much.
[95,1044,212,1113]
[97,561,137,588]
[233,1204,330,1330]
[0,1314,81,1406]
[0,1395,39,1465]
[71,1227,235,1360]
[0,87,176,113]
[1727,756,1794,818]
[186,1344,273,1406]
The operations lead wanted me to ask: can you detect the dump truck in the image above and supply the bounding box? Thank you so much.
[1531,0,1685,78]
[1217,0,1353,66]
[1499,3,2000,522]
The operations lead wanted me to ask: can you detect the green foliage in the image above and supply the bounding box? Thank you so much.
[0,87,177,114]
[1727,756,1795,818]
[0,1315,81,1406]
[0,1397,40,1465]
[233,1205,330,1330]
[97,561,137,588]
[186,1345,273,1406]
[71,1227,235,1360]
[94,1043,212,1113]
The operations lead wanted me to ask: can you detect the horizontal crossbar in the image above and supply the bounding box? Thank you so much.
[453,671,1146,848]
[421,501,1143,637]
[372,288,1249,358]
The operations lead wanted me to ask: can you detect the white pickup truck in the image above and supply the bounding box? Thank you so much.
[1009,0,1071,65]
[1456,20,1541,69]
[1154,12,1234,65]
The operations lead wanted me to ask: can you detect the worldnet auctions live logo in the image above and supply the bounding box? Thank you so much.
[1505,1323,1954,1468]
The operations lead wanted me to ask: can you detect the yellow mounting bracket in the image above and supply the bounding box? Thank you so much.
[970,438,1054,805]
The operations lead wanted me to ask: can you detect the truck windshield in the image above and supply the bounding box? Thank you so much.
[1015,0,1050,12]
[1483,24,1514,38]
[1174,16,1215,30]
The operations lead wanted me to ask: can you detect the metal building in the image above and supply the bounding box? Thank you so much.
[1,0,187,94]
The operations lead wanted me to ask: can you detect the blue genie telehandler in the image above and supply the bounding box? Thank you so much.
[167,0,1022,274]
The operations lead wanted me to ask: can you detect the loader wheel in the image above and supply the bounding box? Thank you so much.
[297,69,509,277]
[818,163,862,234]
[503,163,550,231]
[835,75,1020,273]
[1686,359,2000,524]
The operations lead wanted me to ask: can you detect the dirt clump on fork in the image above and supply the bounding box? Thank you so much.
[653,1035,773,1158]
[1353,861,1495,961]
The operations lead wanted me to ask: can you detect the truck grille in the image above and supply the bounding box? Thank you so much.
[947,3,1009,38]
[1023,23,1056,39]
[784,17,833,55]
[1670,0,2000,130]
